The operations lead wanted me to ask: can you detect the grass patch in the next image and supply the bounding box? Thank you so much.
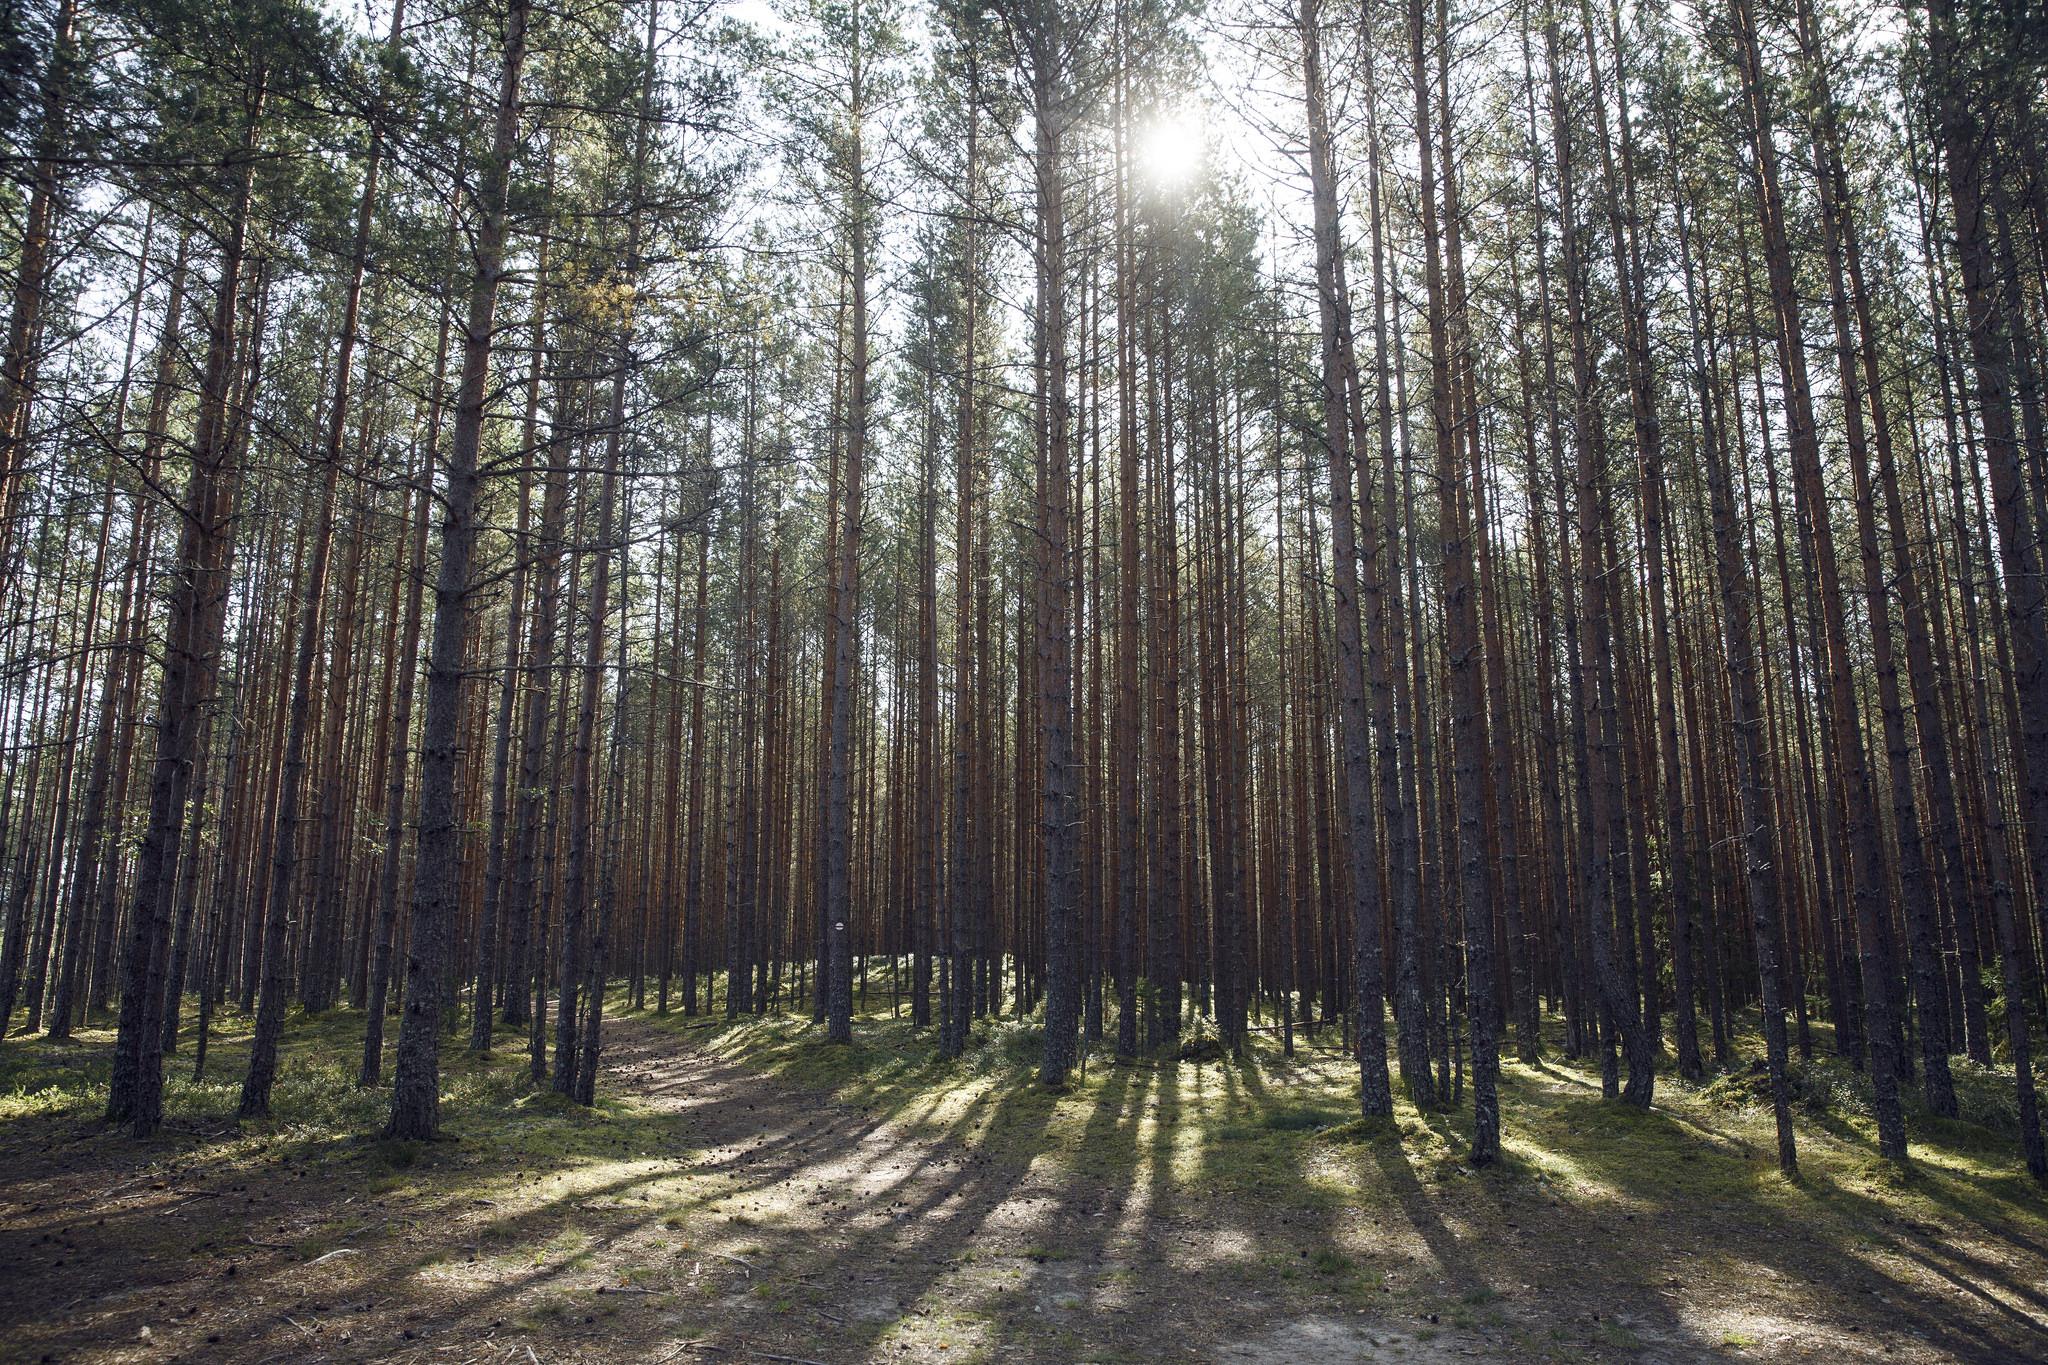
[1309,1248,1352,1275]
[1261,1104,1348,1132]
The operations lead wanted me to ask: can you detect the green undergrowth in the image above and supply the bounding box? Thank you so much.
[0,996,689,1237]
[1700,1045,2041,1150]
[653,991,2048,1258]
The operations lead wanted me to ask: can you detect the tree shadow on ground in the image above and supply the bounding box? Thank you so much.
[6,995,2048,1363]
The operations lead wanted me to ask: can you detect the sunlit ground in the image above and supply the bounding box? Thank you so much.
[2,980,2044,1362]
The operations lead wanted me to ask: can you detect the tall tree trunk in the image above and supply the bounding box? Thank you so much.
[1030,6,1081,1088]
[386,0,531,1141]
[1728,0,1905,1161]
[1300,0,1393,1117]
[823,9,872,1047]
[107,73,265,1138]
[1544,12,1647,1105]
[242,2,398,1109]
[1415,0,1501,1156]
[1681,195,1797,1174]
[0,0,77,605]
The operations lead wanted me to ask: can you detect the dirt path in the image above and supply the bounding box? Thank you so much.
[3,1014,2045,1363]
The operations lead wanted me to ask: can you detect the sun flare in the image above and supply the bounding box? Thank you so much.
[1136,113,1203,188]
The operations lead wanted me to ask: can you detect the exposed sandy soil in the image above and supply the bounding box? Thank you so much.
[2,1008,2046,1364]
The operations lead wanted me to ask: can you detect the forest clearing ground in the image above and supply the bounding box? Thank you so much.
[1,993,2046,1363]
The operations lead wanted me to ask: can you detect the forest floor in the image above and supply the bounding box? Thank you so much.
[2,992,2047,1364]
